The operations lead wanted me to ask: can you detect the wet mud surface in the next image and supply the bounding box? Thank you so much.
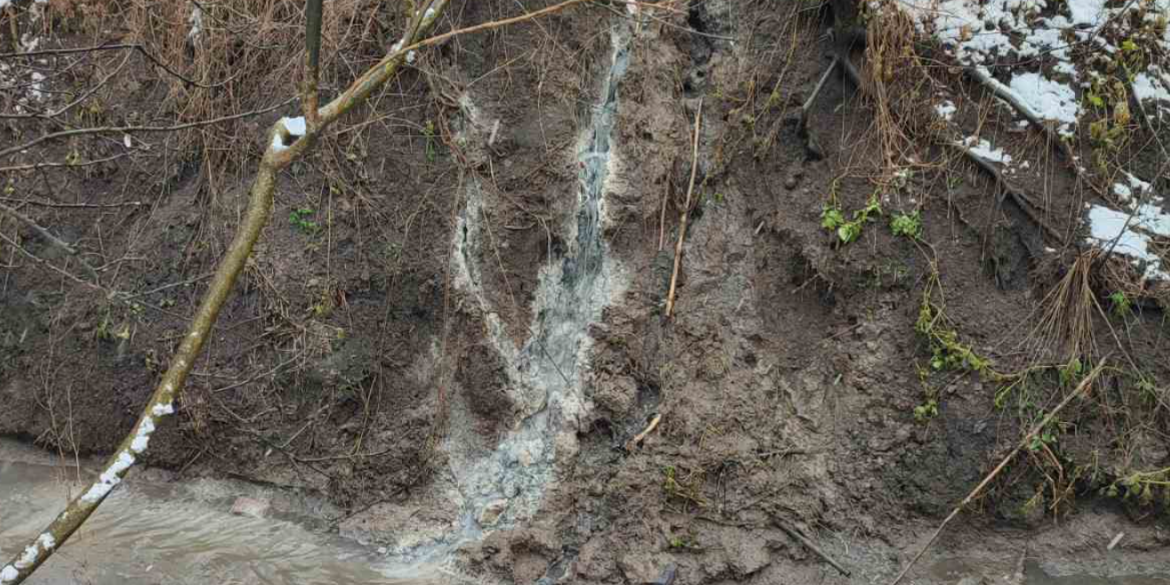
[2,0,1170,583]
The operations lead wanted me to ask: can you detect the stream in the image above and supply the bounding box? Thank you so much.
[0,442,437,584]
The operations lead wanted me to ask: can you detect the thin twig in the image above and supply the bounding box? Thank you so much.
[625,413,662,451]
[773,518,851,577]
[0,43,237,89]
[303,0,323,126]
[0,196,143,208]
[0,152,130,173]
[0,201,100,278]
[665,99,702,319]
[0,230,101,291]
[887,364,1105,585]
[658,170,670,252]
[0,97,296,160]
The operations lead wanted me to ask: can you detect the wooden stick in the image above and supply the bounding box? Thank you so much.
[658,169,671,252]
[887,364,1104,585]
[302,0,323,127]
[625,413,662,451]
[665,99,702,319]
[0,202,100,279]
[774,518,851,577]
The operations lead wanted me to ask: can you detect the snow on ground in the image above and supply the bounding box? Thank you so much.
[897,0,1170,127]
[896,0,1170,282]
[1087,174,1170,282]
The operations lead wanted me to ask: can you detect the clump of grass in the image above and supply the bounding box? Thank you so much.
[1029,250,1098,362]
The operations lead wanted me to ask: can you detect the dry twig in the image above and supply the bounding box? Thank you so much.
[888,364,1105,585]
[665,98,702,318]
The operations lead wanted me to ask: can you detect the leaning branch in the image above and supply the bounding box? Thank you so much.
[887,364,1104,585]
[302,0,323,127]
[0,0,600,582]
[665,98,702,319]
[0,201,100,279]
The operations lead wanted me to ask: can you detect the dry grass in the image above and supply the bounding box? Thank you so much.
[1030,250,1099,362]
[118,0,408,183]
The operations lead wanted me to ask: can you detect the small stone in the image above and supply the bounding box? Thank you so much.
[230,496,270,518]
[479,499,509,526]
[784,176,798,190]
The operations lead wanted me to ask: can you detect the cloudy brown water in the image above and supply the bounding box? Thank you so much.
[0,444,440,585]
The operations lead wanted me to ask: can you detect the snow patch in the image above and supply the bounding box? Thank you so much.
[935,100,957,121]
[80,451,135,503]
[281,116,306,136]
[1132,72,1170,109]
[152,402,175,416]
[131,416,156,453]
[961,136,1012,164]
[1008,72,1080,136]
[1,565,18,583]
[1087,173,1170,282]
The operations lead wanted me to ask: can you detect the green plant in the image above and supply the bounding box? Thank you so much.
[890,211,922,240]
[915,274,991,374]
[1027,419,1060,452]
[423,119,436,162]
[822,194,882,245]
[914,399,938,423]
[289,207,319,234]
[1058,357,1085,389]
[1108,290,1132,318]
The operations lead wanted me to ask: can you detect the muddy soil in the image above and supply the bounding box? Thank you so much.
[3,1,1170,584]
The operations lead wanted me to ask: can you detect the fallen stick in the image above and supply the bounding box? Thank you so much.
[946,142,1065,244]
[967,66,1085,181]
[887,363,1105,585]
[665,98,702,319]
[773,518,851,577]
[625,413,662,451]
[658,169,671,252]
[0,201,100,279]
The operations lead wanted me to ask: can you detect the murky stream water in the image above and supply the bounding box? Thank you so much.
[0,453,437,584]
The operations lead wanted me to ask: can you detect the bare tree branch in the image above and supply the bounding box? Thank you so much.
[0,97,296,160]
[0,201,100,279]
[303,0,323,127]
[0,43,239,89]
[0,0,600,581]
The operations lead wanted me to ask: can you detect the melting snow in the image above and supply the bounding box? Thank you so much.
[935,100,957,121]
[80,451,135,503]
[281,116,306,136]
[1087,173,1170,281]
[961,136,1011,165]
[1008,72,1080,136]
